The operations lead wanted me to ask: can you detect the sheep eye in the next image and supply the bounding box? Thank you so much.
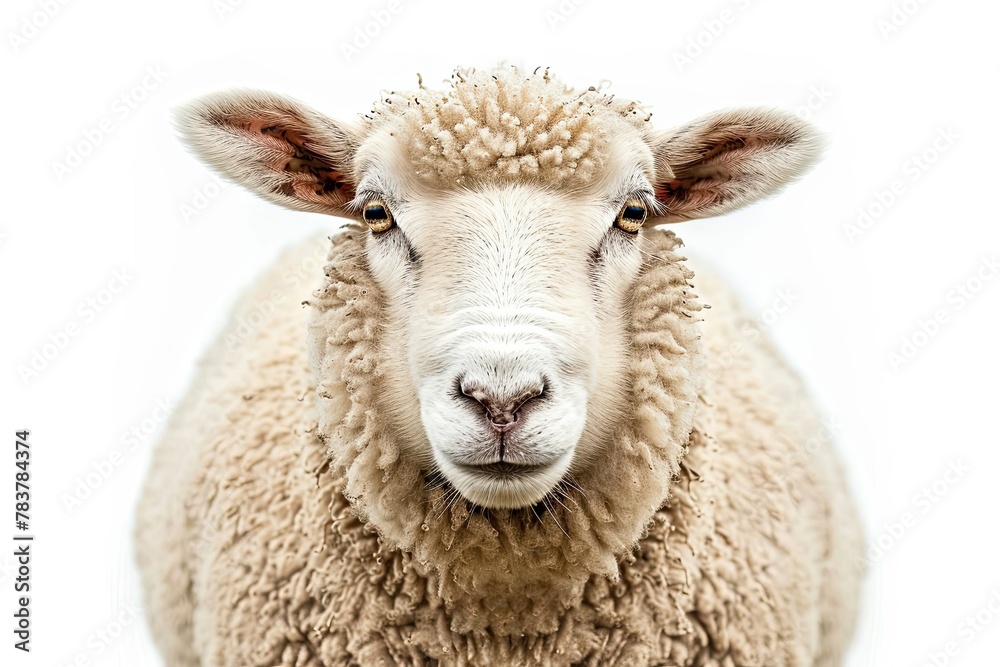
[615,200,647,233]
[363,199,394,233]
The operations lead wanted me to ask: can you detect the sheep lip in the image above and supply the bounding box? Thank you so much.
[441,451,574,509]
[455,461,549,477]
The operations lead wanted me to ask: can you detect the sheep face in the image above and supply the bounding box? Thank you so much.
[354,132,656,509]
[176,66,822,512]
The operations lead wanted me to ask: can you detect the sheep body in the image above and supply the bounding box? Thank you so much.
[136,229,862,666]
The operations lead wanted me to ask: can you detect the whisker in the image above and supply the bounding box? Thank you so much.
[543,497,569,538]
[636,247,673,264]
[550,491,573,515]
[529,503,542,525]
[436,487,460,519]
[562,476,589,500]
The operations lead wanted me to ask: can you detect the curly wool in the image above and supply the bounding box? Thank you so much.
[307,228,702,636]
[136,229,862,666]
[363,66,652,185]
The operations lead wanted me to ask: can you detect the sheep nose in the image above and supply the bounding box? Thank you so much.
[459,378,545,433]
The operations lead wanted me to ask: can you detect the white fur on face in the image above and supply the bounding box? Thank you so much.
[173,67,822,510]
[362,136,654,509]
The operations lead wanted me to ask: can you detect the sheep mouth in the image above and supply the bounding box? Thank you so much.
[433,449,575,510]
[455,461,550,477]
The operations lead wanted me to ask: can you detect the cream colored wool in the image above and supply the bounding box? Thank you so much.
[365,67,650,185]
[137,66,862,666]
[136,227,861,666]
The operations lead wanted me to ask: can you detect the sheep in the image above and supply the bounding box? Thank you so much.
[135,65,863,667]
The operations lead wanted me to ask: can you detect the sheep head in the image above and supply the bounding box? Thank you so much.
[176,67,822,622]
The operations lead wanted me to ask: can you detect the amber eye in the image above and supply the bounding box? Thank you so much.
[363,199,394,233]
[615,200,647,233]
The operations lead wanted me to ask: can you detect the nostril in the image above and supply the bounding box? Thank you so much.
[488,406,519,429]
[505,384,545,418]
[456,377,546,433]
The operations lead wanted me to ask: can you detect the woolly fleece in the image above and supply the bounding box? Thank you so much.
[136,228,862,666]
[363,67,651,186]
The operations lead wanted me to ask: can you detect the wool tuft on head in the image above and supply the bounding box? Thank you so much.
[363,66,652,185]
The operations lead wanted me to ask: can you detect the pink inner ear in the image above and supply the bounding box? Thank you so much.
[654,136,760,217]
[656,177,725,217]
[699,137,748,162]
[230,113,355,210]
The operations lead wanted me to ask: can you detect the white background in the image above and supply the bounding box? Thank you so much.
[2,0,998,665]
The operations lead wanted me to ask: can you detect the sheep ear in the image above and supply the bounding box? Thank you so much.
[174,90,360,217]
[649,108,823,223]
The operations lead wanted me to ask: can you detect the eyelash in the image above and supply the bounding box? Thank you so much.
[350,190,389,213]
[618,191,661,217]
